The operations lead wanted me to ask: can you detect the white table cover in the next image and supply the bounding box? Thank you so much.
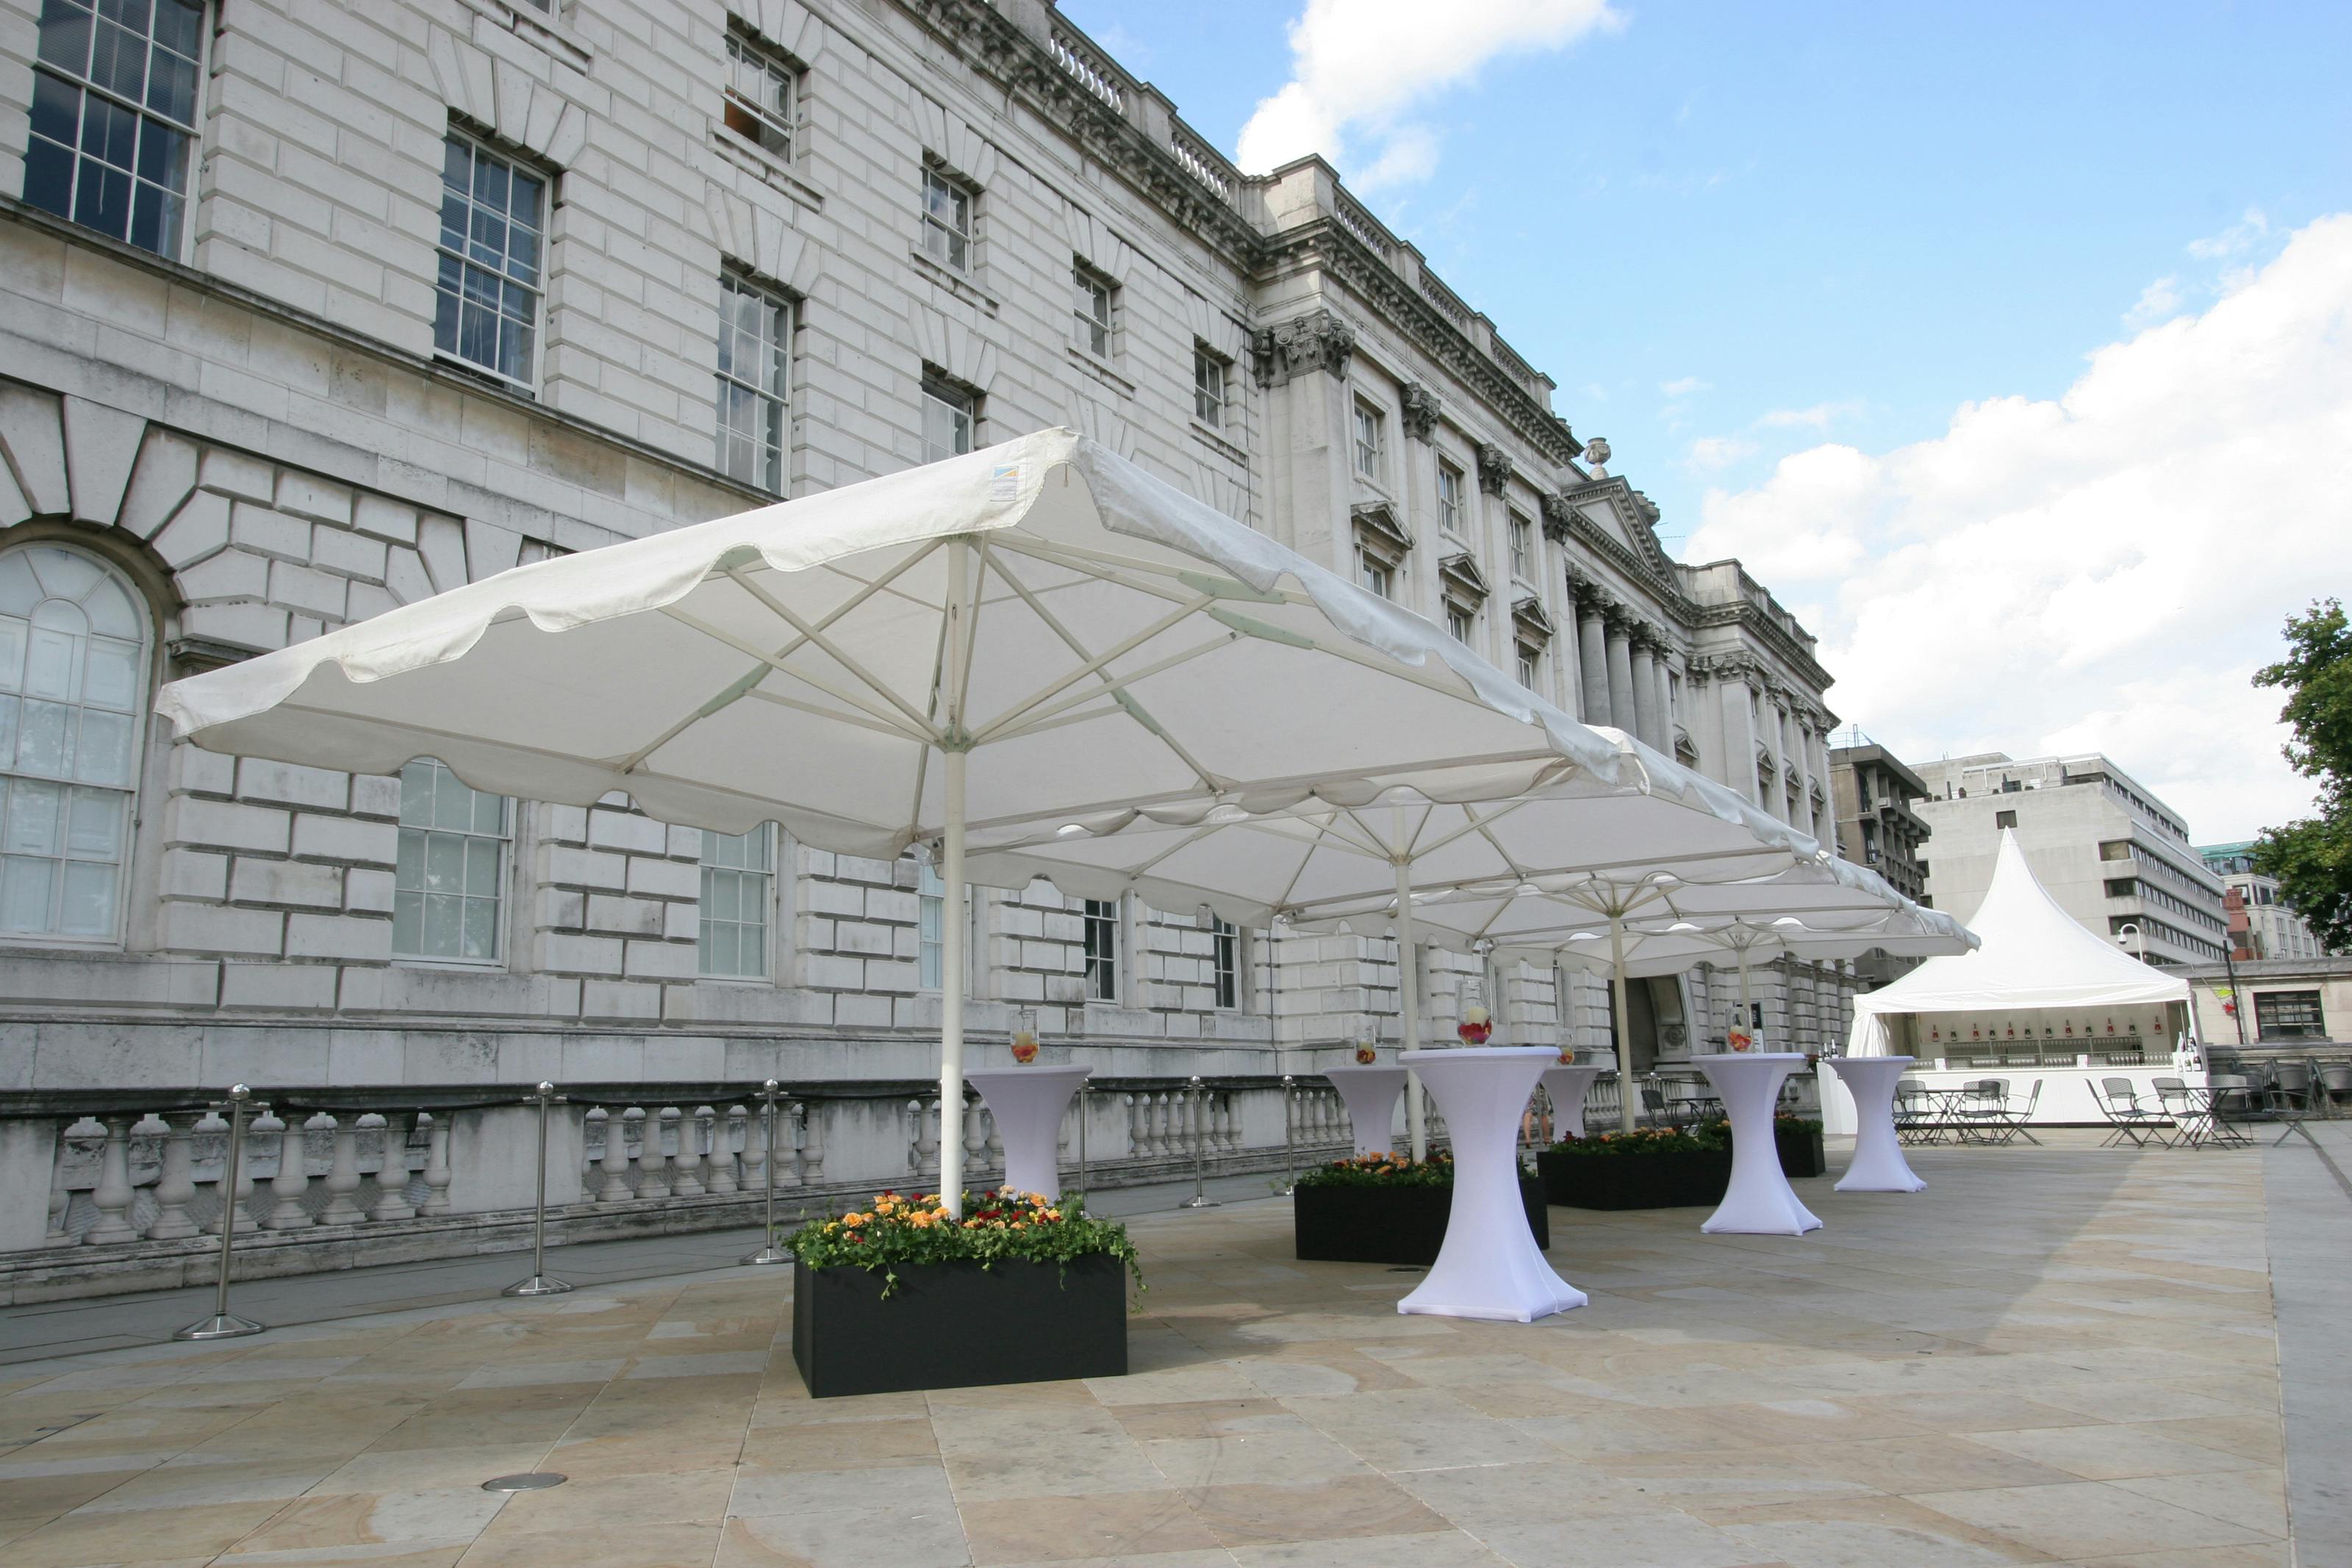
[1692,1053,1822,1237]
[964,1067,1091,1201]
[1826,1055,1926,1193]
[1537,1063,1605,1141]
[1322,1065,1410,1156]
[1397,1048,1585,1323]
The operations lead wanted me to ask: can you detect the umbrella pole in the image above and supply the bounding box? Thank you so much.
[1396,860,1427,1161]
[1612,914,1637,1134]
[939,745,968,1217]
[1738,951,1752,1044]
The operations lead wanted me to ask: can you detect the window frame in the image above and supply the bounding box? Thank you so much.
[431,129,549,392]
[714,271,793,494]
[1352,400,1385,482]
[1436,460,1465,535]
[1211,917,1240,1011]
[919,373,979,464]
[1444,601,1474,644]
[0,541,154,949]
[2254,988,2326,1043]
[1072,260,1116,362]
[1082,896,1121,1003]
[698,824,776,982]
[722,26,800,163]
[392,758,512,968]
[24,0,209,263]
[920,160,976,273]
[1192,343,1228,428]
[1516,642,1540,689]
[1355,545,1394,601]
[1507,511,1532,581]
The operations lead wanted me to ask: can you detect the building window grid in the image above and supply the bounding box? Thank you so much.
[715,274,791,493]
[1436,462,1464,533]
[2254,990,2325,1042]
[920,376,977,464]
[723,30,796,160]
[25,0,204,259]
[1072,264,1114,360]
[699,826,773,979]
[1082,897,1119,1001]
[1353,402,1383,481]
[1508,512,1532,580]
[1211,918,1239,1010]
[393,760,509,964]
[1356,547,1394,601]
[921,163,974,272]
[1444,602,1473,644]
[1193,345,1227,428]
[1516,643,1539,688]
[433,133,546,389]
[0,545,149,944]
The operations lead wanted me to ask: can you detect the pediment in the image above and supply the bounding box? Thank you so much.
[1510,594,1555,640]
[1351,501,1413,556]
[1438,550,1491,602]
[1560,476,1681,591]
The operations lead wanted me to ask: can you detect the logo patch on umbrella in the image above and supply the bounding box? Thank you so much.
[991,464,1020,503]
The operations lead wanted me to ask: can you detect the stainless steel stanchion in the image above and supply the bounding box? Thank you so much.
[1278,1073,1297,1195]
[175,1085,266,1341]
[1179,1075,1220,1209]
[503,1082,572,1297]
[743,1079,790,1265]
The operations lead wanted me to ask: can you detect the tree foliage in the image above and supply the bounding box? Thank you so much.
[2252,599,2352,953]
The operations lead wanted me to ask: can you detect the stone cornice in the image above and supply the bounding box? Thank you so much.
[1686,601,1835,693]
[894,0,1265,266]
[1261,223,1582,470]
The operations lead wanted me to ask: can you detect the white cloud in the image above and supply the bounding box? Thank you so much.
[1236,0,1620,188]
[2187,206,2270,260]
[1660,375,1711,398]
[2123,275,2181,329]
[1687,214,2352,841]
[1685,435,1757,472]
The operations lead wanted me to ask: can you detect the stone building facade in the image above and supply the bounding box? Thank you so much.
[0,0,1856,1271]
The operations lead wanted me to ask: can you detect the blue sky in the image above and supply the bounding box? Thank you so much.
[1064,1,2352,841]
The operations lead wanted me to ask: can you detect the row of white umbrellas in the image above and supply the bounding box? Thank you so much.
[158,428,1971,1209]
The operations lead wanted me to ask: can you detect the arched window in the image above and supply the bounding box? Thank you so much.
[0,544,151,942]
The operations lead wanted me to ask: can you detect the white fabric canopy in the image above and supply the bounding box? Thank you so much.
[1845,830,2188,1055]
[154,428,1660,1209]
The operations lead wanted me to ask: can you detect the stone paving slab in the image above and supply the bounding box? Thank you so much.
[0,1132,2307,1568]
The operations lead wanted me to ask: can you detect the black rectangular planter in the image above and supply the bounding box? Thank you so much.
[791,1254,1127,1398]
[1294,1174,1549,1265]
[1538,1148,1733,1210]
[1774,1124,1827,1179]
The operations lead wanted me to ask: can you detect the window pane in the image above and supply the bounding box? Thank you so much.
[435,134,544,384]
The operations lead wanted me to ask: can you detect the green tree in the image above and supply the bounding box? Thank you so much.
[2251,598,2352,952]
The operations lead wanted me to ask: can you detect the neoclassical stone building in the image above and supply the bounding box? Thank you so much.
[0,0,1854,1273]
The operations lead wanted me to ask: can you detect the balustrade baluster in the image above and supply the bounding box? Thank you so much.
[1124,1093,1146,1160]
[707,1107,742,1194]
[320,1115,365,1224]
[420,1113,452,1215]
[739,1105,765,1195]
[671,1107,706,1197]
[362,1113,416,1221]
[147,1111,201,1240]
[982,1104,1003,1182]
[45,1120,83,1245]
[639,1107,675,1200]
[83,1117,139,1245]
[964,1100,989,1187]
[797,1098,822,1185]
[579,1108,602,1203]
[620,1107,650,1199]
[264,1113,324,1230]
[196,1109,246,1234]
[595,1108,632,1203]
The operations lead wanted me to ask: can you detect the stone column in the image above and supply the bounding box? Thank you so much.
[1629,636,1660,750]
[1576,597,1611,725]
[1654,655,1676,753]
[1720,672,1760,805]
[1605,614,1637,733]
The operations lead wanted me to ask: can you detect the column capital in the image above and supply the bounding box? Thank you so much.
[1399,382,1442,442]
[1250,310,1356,387]
[1475,444,1514,495]
[1539,492,1577,541]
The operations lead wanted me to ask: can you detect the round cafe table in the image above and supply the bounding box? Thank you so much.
[1322,1065,1410,1155]
[1397,1047,1585,1323]
[1537,1063,1604,1140]
[1826,1055,1926,1193]
[964,1067,1091,1201]
[1691,1053,1822,1237]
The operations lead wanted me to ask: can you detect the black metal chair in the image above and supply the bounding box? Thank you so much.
[2320,1063,2352,1115]
[2204,1074,2259,1146]
[1893,1082,1936,1144]
[2095,1077,2165,1148]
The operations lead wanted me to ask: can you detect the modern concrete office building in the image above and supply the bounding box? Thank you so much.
[1916,752,2226,969]
[2199,841,2333,962]
[1826,735,1932,988]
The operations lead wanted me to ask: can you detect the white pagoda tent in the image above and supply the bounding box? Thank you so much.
[1829,830,2196,1129]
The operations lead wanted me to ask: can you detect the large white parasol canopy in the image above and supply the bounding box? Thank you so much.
[157,429,1660,1207]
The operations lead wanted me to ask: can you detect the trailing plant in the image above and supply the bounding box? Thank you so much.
[784,1188,1142,1298]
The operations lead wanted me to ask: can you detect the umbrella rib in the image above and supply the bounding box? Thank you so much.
[980,634,1238,746]
[660,606,936,742]
[975,541,1222,795]
[989,536,1283,608]
[966,587,1222,744]
[723,569,941,738]
[739,686,936,743]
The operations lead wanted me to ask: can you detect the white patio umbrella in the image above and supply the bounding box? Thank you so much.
[1532,911,1978,1053]
[961,733,1873,1145]
[154,429,1641,1210]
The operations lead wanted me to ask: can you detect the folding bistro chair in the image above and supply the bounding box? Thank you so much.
[2095,1077,2165,1148]
[2320,1063,2352,1117]
[1958,1079,2009,1143]
[2266,1061,2329,1148]
[2204,1074,2259,1147]
[2155,1082,2212,1148]
[1989,1079,2043,1146]
[1893,1082,1936,1145]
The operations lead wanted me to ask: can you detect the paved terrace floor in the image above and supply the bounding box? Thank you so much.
[1,1126,2343,1568]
